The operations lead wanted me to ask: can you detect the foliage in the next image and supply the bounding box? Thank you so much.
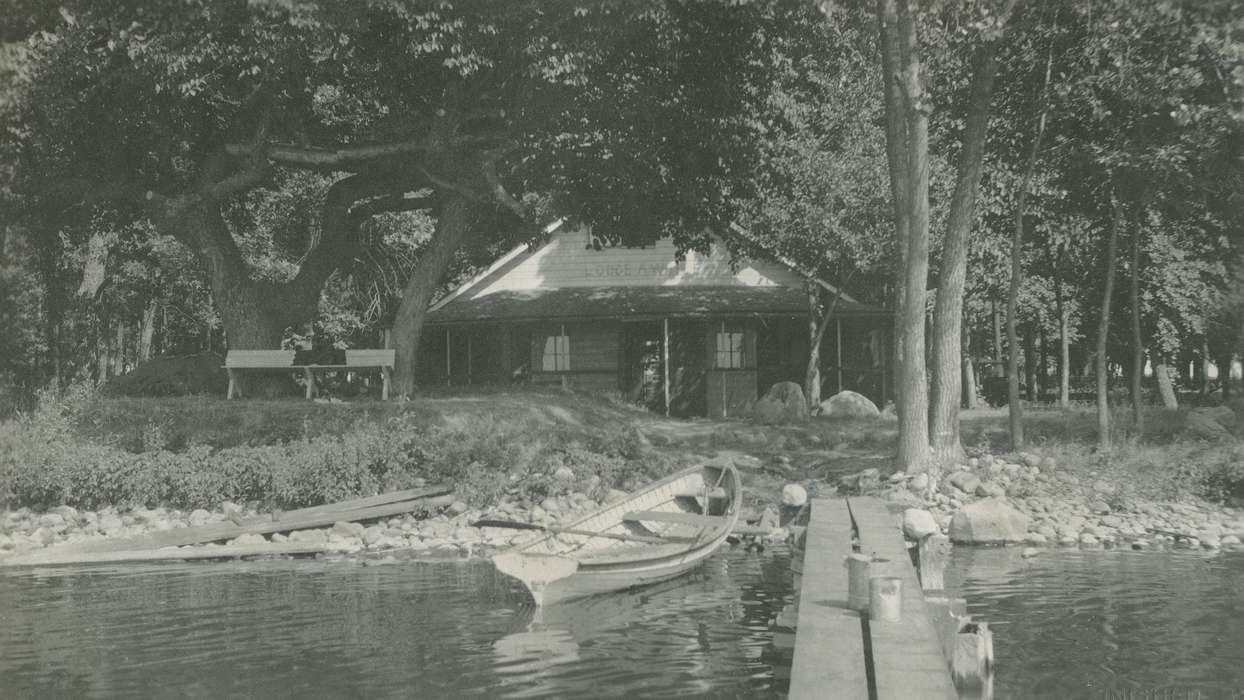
[0,386,672,510]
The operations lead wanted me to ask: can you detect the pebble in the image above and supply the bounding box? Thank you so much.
[1021,547,1040,558]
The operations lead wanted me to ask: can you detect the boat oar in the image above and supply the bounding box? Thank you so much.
[471,519,693,545]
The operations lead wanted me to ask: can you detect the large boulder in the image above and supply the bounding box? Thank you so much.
[819,390,881,418]
[902,509,939,540]
[753,381,809,424]
[949,497,1028,545]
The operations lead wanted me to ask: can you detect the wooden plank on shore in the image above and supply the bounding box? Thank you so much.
[789,497,869,700]
[272,485,452,520]
[48,484,451,555]
[0,541,351,567]
[848,496,958,700]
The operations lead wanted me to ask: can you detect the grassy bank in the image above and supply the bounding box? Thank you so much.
[2,385,1242,512]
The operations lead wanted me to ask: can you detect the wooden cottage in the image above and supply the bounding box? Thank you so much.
[417,225,890,418]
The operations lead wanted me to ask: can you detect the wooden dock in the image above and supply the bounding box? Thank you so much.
[788,496,969,699]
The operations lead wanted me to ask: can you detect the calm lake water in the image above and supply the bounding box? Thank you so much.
[944,548,1244,699]
[0,546,796,699]
[4,545,1243,699]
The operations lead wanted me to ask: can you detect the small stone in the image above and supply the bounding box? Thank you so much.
[966,458,980,469]
[1092,480,1115,495]
[51,505,79,522]
[1025,533,1048,545]
[1099,515,1123,529]
[37,513,66,529]
[188,509,212,526]
[902,509,939,540]
[30,527,55,546]
[270,532,288,543]
[1023,453,1042,468]
[1021,547,1040,558]
[220,501,242,515]
[1059,536,1078,546]
[908,474,929,493]
[948,471,982,495]
[289,529,328,544]
[230,533,266,546]
[605,489,628,504]
[1221,534,1241,545]
[529,505,547,522]
[1090,500,1111,515]
[553,466,575,482]
[1079,533,1100,547]
[540,497,560,513]
[975,481,1006,498]
[332,521,365,538]
[782,483,809,507]
[448,501,469,516]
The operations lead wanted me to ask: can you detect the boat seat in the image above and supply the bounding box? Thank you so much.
[622,510,727,527]
[672,487,729,499]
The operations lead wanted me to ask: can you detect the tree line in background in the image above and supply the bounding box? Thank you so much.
[0,0,1241,472]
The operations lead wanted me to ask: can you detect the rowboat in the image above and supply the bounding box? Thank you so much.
[492,463,742,606]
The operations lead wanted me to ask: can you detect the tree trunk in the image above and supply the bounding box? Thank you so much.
[805,277,853,410]
[1220,353,1233,400]
[963,326,978,410]
[1129,224,1145,433]
[391,193,474,396]
[112,322,127,377]
[1056,274,1070,407]
[1023,325,1037,403]
[1097,193,1124,451]
[992,301,1003,364]
[929,39,1003,466]
[893,1,932,474]
[96,318,110,386]
[1201,337,1211,395]
[139,301,158,362]
[806,292,822,409]
[877,0,911,422]
[1155,360,1178,409]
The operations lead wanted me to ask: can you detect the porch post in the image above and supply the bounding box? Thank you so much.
[835,318,843,393]
[663,318,671,417]
[445,328,451,387]
[467,332,473,386]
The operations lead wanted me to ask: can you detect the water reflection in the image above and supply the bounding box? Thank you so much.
[1,547,794,699]
[946,548,1244,699]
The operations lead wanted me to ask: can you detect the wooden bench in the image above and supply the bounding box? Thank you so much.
[224,349,394,400]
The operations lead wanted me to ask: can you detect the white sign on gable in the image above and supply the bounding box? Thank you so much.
[468,227,802,299]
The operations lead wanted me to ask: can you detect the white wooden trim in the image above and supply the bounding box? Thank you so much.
[427,217,567,313]
[726,222,859,303]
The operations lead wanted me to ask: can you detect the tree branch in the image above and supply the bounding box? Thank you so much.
[348,194,434,222]
[224,134,511,171]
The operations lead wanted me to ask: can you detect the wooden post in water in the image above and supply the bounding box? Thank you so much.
[918,534,949,591]
[952,622,995,697]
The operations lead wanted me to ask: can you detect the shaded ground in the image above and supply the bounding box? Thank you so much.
[66,388,1244,510]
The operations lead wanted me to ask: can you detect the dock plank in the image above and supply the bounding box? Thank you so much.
[789,498,869,700]
[849,496,958,699]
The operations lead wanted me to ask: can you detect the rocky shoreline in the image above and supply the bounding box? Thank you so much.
[3,449,1243,564]
[883,451,1244,553]
[0,479,636,562]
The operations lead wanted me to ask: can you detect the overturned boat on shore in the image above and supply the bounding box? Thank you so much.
[492,464,742,606]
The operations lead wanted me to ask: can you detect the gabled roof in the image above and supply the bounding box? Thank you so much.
[427,223,882,324]
[428,286,883,324]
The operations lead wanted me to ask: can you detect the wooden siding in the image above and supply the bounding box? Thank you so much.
[706,370,757,418]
